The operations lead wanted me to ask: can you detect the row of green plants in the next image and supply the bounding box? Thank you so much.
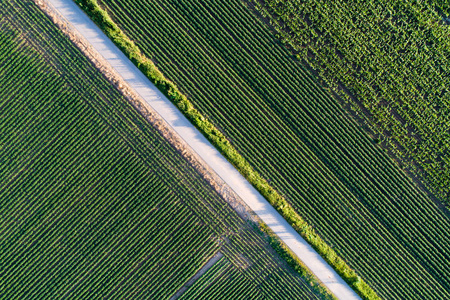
[81,0,450,298]
[256,0,450,204]
[74,0,381,298]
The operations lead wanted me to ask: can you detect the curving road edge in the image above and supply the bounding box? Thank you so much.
[43,0,361,299]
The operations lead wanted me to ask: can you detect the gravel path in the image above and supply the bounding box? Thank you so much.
[44,1,361,299]
[169,252,224,300]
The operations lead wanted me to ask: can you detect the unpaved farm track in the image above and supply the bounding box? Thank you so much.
[35,0,361,299]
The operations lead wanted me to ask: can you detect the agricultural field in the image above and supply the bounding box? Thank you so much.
[0,1,327,299]
[83,0,450,298]
[254,0,450,203]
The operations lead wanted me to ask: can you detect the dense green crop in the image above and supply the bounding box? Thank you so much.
[0,1,327,299]
[255,0,450,203]
[84,0,450,298]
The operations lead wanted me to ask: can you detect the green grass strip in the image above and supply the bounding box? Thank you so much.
[256,222,337,300]
[72,1,380,299]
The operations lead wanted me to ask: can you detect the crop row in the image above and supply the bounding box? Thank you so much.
[258,0,450,201]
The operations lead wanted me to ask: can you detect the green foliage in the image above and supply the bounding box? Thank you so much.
[258,0,450,204]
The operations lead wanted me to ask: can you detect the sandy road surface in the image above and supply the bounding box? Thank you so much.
[43,0,361,299]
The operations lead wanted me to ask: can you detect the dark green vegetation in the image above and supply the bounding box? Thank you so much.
[0,1,328,299]
[255,0,450,202]
[80,0,450,298]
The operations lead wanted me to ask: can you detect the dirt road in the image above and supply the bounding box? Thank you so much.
[43,1,361,299]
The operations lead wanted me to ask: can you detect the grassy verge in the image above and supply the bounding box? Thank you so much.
[257,222,337,300]
[72,1,380,298]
